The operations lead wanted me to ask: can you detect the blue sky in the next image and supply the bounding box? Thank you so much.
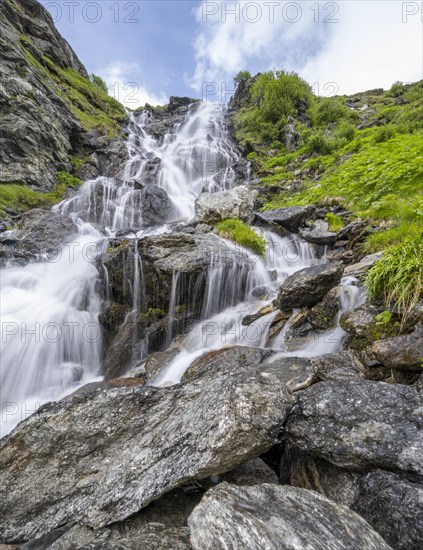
[40,1,422,107]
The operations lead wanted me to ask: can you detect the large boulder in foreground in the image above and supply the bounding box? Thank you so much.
[352,470,423,550]
[194,185,257,225]
[0,362,296,543]
[188,483,391,550]
[285,380,423,480]
[274,262,344,309]
[256,205,314,232]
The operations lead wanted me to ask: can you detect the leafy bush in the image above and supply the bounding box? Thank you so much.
[366,235,423,321]
[305,131,333,155]
[390,81,404,97]
[234,70,312,145]
[234,70,252,87]
[334,121,356,142]
[215,219,267,256]
[312,97,352,126]
[89,73,108,93]
[373,125,396,143]
[56,171,82,187]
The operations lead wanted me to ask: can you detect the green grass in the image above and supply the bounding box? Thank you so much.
[215,219,267,256]
[0,172,83,216]
[366,235,423,322]
[18,37,126,137]
[325,213,344,232]
[234,78,422,315]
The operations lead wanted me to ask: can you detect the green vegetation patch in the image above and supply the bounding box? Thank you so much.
[366,235,423,322]
[0,172,83,216]
[325,213,344,232]
[233,70,313,145]
[18,36,126,137]
[215,219,267,256]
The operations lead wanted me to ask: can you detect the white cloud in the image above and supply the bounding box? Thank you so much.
[99,62,167,108]
[190,0,422,96]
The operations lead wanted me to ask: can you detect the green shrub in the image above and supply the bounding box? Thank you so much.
[366,235,423,321]
[89,73,108,93]
[335,121,356,142]
[305,131,333,155]
[215,219,267,256]
[56,171,82,187]
[234,70,252,87]
[233,70,312,145]
[311,97,354,126]
[373,125,396,143]
[325,213,344,232]
[390,81,404,97]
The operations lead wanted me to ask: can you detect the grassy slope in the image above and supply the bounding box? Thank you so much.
[233,77,423,315]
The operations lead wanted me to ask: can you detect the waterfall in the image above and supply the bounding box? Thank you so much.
[59,102,240,229]
[0,225,103,436]
[151,231,322,386]
[0,99,365,436]
[0,100,244,435]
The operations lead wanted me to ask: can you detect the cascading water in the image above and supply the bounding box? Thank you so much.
[0,99,364,436]
[0,101,246,436]
[60,102,240,229]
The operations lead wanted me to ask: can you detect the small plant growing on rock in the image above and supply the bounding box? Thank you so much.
[325,213,344,232]
[215,219,266,256]
[375,311,392,325]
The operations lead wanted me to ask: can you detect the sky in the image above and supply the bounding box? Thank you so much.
[40,0,423,107]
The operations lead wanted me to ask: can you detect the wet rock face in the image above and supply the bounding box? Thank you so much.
[351,470,423,550]
[194,185,258,225]
[308,287,340,330]
[274,262,344,309]
[187,483,392,550]
[103,232,252,311]
[181,345,272,384]
[141,98,200,143]
[285,380,423,480]
[0,362,296,542]
[300,219,338,245]
[256,205,315,232]
[140,186,176,225]
[8,208,77,258]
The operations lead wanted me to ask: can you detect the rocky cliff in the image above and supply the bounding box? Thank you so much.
[0,0,127,199]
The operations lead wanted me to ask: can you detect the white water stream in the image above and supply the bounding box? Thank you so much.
[0,101,364,436]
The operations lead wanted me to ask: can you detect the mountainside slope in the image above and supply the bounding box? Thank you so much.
[0,0,127,214]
